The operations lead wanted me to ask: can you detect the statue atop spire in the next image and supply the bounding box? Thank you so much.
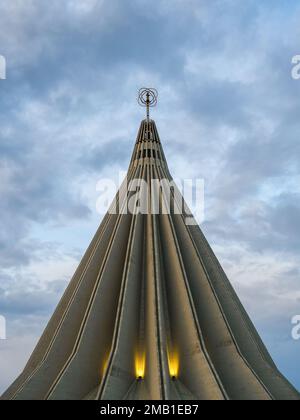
[138,88,158,122]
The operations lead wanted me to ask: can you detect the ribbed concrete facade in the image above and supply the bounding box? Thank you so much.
[2,119,299,400]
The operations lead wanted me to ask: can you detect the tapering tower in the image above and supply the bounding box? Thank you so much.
[2,89,299,400]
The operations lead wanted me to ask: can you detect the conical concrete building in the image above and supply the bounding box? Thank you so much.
[2,90,299,401]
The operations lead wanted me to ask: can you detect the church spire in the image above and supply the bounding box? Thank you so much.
[2,90,299,401]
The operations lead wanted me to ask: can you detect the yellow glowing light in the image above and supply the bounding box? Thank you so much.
[135,351,146,379]
[102,353,110,377]
[167,347,179,379]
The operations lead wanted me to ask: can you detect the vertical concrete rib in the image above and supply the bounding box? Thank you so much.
[186,224,300,400]
[142,163,164,400]
[11,165,139,400]
[150,164,172,400]
[156,166,226,400]
[2,167,136,400]
[97,166,147,400]
[159,165,273,400]
[46,167,142,400]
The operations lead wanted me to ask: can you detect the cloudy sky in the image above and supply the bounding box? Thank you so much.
[0,0,300,394]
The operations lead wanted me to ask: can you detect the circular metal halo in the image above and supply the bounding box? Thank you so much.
[138,88,158,108]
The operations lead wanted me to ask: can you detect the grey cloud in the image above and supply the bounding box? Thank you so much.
[202,191,300,256]
[0,0,300,393]
[0,278,66,316]
[79,138,132,171]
